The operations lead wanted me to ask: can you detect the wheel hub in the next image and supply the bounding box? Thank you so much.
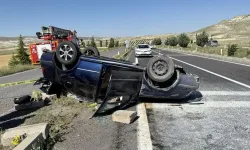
[152,60,168,76]
[59,45,74,61]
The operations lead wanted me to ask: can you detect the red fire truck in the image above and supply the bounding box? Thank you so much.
[29,26,79,64]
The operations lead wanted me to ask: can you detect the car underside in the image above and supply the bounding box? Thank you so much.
[35,41,200,116]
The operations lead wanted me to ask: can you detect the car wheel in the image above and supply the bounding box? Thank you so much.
[147,55,175,83]
[56,41,80,65]
[82,46,100,56]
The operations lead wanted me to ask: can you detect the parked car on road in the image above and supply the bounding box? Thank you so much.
[135,44,153,57]
[35,41,200,116]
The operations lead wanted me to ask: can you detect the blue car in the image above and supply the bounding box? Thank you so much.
[36,41,199,116]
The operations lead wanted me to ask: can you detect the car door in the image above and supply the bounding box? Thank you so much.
[72,60,103,101]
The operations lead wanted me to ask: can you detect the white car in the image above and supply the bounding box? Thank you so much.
[135,44,153,57]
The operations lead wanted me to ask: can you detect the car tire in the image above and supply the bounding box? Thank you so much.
[82,46,100,56]
[147,55,175,83]
[56,41,80,65]
[14,95,31,104]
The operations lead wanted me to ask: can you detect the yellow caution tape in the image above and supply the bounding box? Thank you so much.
[0,79,37,88]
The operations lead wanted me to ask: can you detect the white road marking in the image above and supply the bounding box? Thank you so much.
[169,57,250,89]
[136,103,153,150]
[152,101,250,108]
[200,91,250,96]
[153,50,250,89]
[126,52,153,150]
[162,49,250,67]
[135,57,139,64]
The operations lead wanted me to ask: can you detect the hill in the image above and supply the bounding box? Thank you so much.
[1,14,250,49]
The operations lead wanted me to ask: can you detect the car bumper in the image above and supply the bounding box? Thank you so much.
[135,51,153,56]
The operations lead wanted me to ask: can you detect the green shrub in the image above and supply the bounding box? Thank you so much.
[8,53,19,67]
[152,38,162,45]
[164,38,170,46]
[227,44,238,56]
[105,40,108,47]
[247,50,250,56]
[168,36,178,46]
[90,36,97,48]
[178,33,190,48]
[196,31,209,47]
[15,35,31,65]
[81,40,85,47]
[109,38,115,48]
[115,41,119,47]
[99,40,102,47]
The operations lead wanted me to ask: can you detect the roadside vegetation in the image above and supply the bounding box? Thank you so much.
[0,35,38,77]
[0,65,38,77]
[154,31,250,59]
[80,37,121,52]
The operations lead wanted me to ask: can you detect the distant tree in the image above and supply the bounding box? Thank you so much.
[227,44,238,56]
[168,36,178,46]
[178,33,190,48]
[190,40,193,44]
[105,40,108,47]
[90,36,97,48]
[196,31,209,47]
[15,35,31,65]
[109,38,115,48]
[164,38,170,46]
[115,41,119,47]
[81,39,85,47]
[152,38,162,45]
[87,41,90,46]
[99,40,103,47]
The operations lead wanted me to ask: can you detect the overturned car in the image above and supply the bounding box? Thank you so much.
[35,41,199,116]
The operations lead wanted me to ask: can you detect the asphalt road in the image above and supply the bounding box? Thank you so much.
[128,49,250,150]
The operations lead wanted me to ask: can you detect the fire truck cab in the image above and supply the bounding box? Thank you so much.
[29,26,79,64]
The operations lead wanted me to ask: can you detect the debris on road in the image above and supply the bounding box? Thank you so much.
[112,110,137,124]
[14,100,44,111]
[13,132,44,150]
[1,123,48,147]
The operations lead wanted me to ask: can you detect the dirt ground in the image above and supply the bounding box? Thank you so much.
[0,55,11,67]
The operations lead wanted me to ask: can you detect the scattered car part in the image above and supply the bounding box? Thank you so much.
[14,95,31,104]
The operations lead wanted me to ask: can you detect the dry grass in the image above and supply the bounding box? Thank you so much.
[0,55,12,67]
[0,97,96,150]
[0,65,38,77]
[23,97,95,149]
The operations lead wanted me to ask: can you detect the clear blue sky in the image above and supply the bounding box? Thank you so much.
[0,0,249,37]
